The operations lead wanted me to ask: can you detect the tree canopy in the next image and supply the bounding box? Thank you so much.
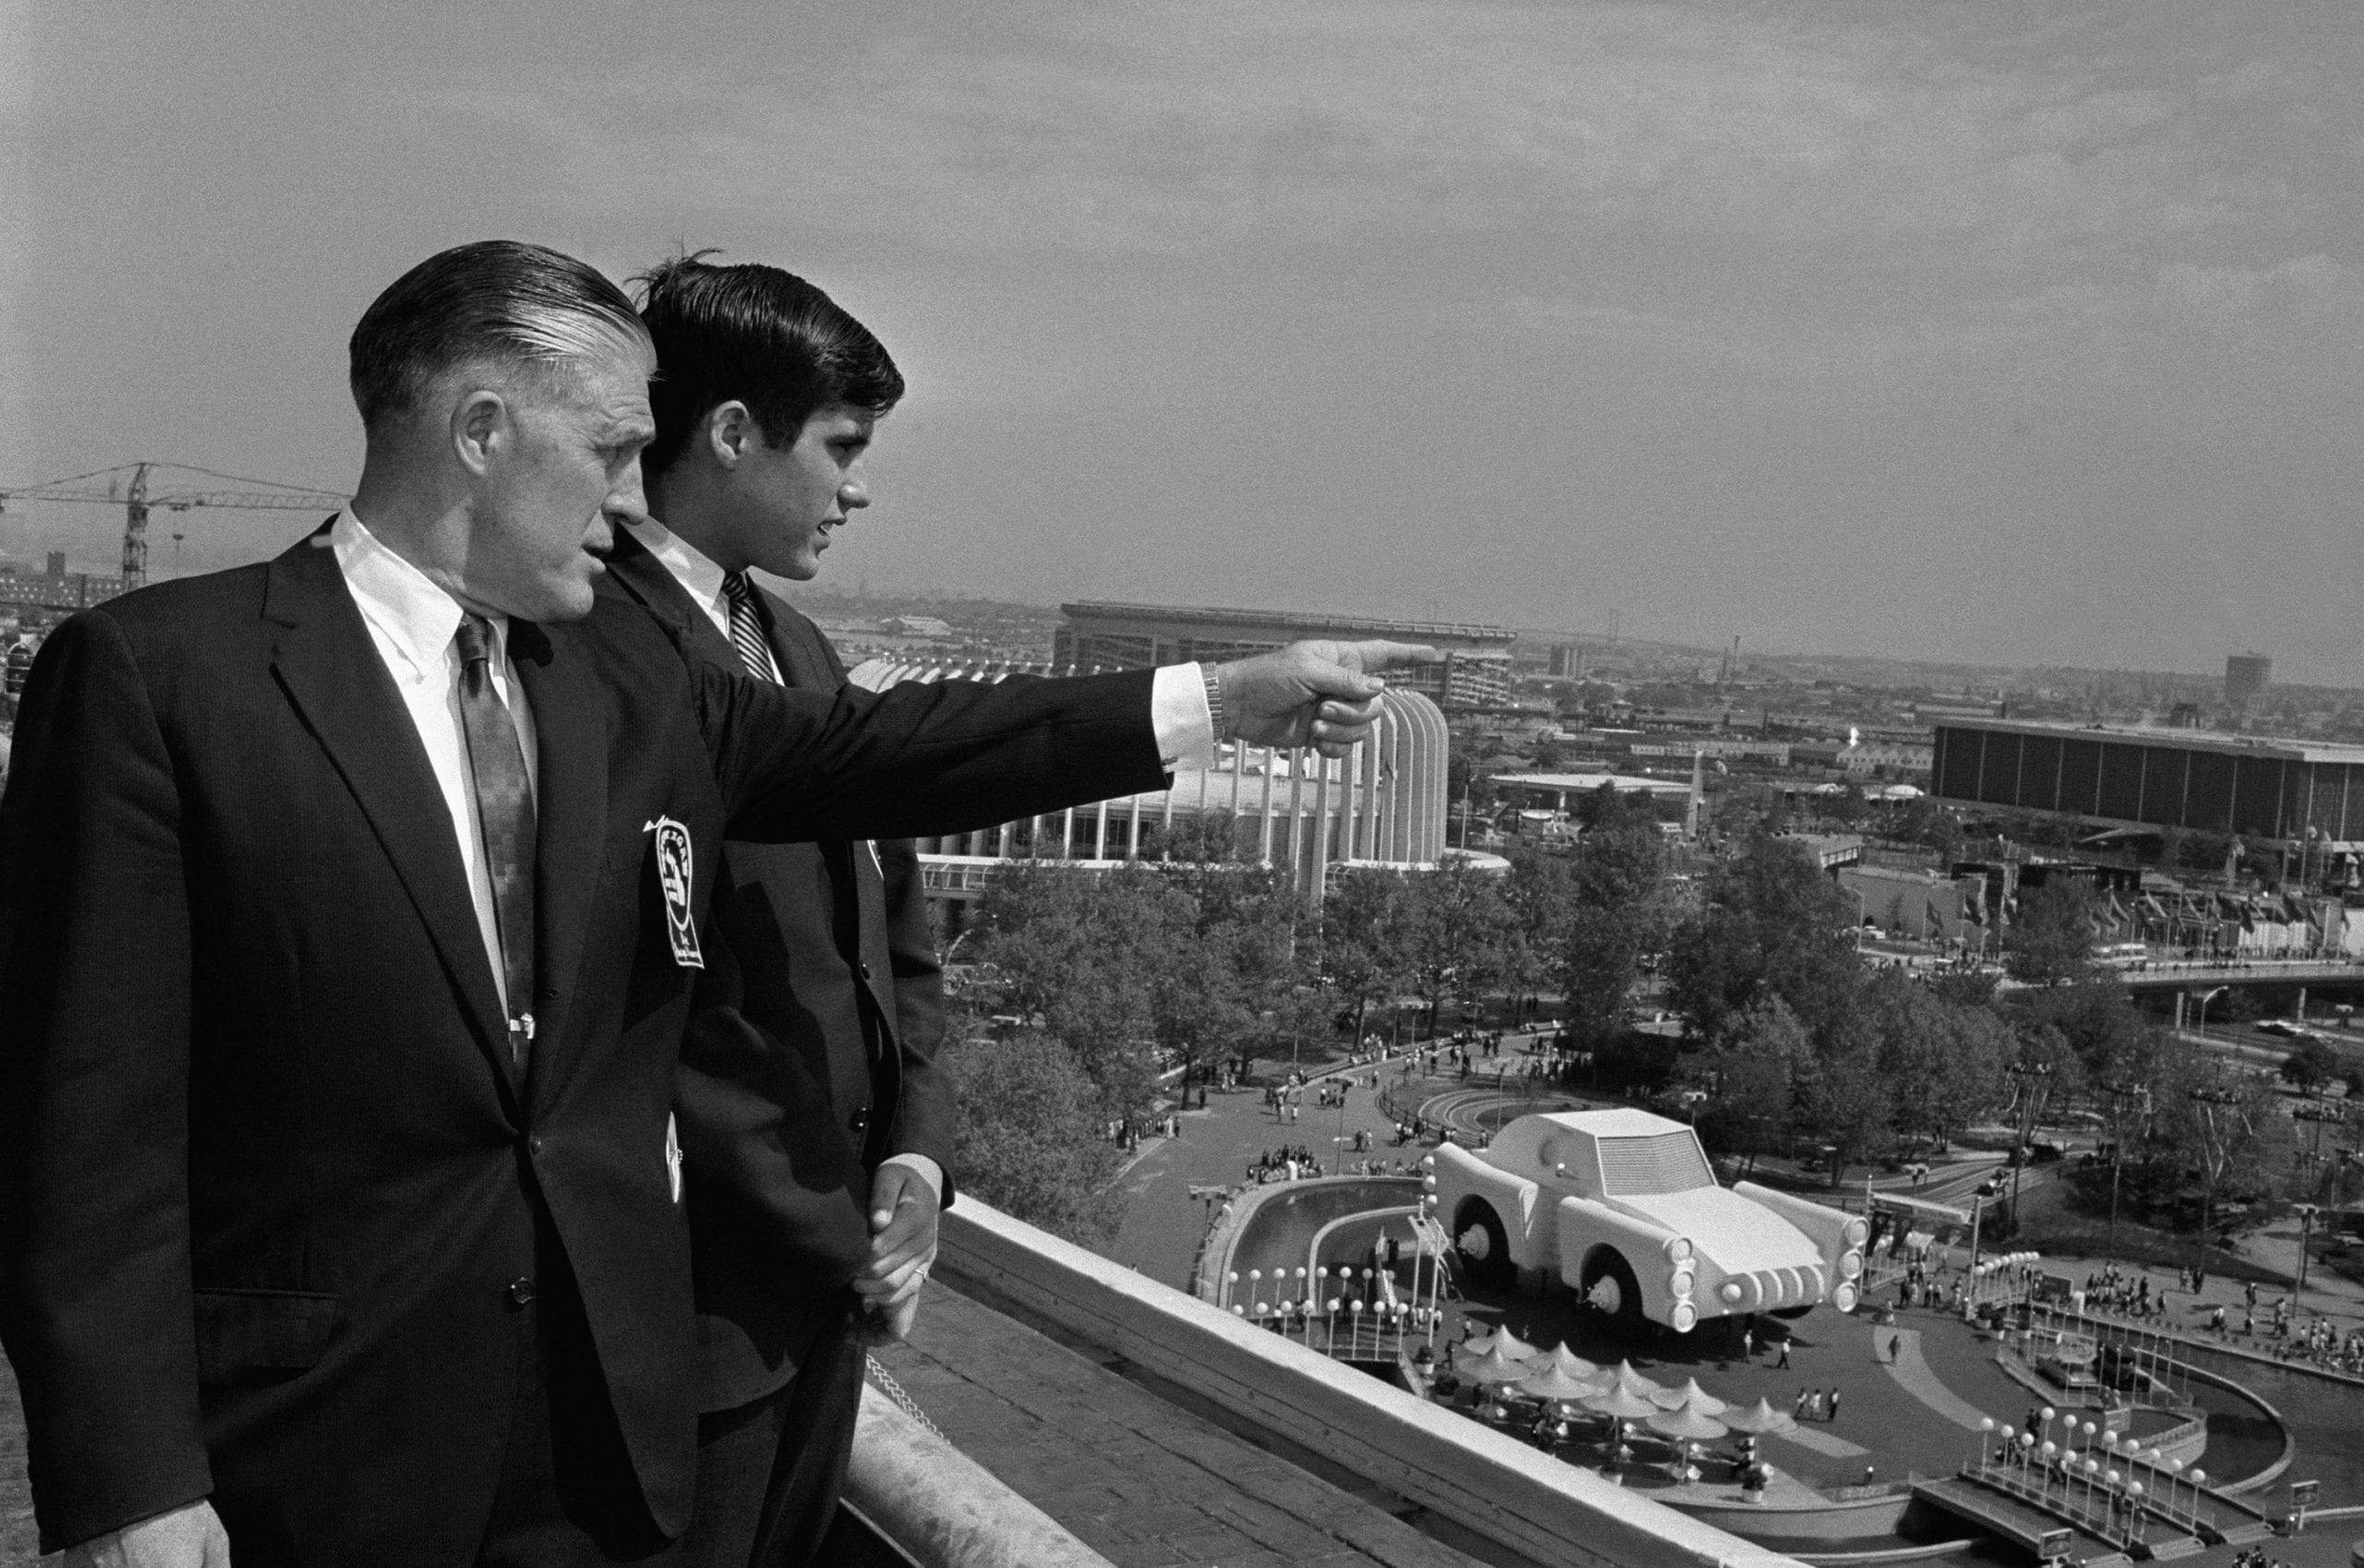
[943,1031,1127,1244]
[2003,878,2099,985]
[1666,834,1859,1045]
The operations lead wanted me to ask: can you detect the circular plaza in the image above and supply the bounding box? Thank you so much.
[1123,1044,2361,1568]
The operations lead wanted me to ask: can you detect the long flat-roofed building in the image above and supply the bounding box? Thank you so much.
[1930,718,2364,850]
[1055,600,1516,709]
[1490,770,1695,810]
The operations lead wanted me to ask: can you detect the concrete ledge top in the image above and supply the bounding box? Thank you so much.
[874,1285,1491,1568]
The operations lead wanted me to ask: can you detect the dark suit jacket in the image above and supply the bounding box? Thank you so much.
[601,533,956,1411]
[0,529,1164,1562]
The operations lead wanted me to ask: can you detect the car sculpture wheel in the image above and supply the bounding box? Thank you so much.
[1577,1246,1646,1331]
[1453,1197,1514,1288]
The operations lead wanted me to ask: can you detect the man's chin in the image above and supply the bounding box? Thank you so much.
[523,574,600,622]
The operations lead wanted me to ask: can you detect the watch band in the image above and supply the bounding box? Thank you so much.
[1200,665,1226,739]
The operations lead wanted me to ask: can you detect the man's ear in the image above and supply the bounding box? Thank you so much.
[452,390,508,476]
[705,401,755,469]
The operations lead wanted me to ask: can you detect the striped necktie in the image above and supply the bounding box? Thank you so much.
[452,614,537,1073]
[721,572,778,683]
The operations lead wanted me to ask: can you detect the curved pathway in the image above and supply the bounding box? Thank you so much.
[1881,1326,1992,1430]
[1408,1083,1599,1140]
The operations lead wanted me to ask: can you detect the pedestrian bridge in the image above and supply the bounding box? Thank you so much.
[2111,959,2363,995]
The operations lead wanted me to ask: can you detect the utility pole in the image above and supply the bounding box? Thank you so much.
[2293,1203,2320,1309]
[2005,1061,2053,1237]
[2187,1082,2245,1272]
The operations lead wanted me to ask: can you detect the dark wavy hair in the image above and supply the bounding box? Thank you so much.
[348,240,648,429]
[631,250,903,476]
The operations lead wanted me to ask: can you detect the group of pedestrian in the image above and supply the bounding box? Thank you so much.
[1790,1387,1842,1422]
[2077,1265,2159,1318]
[1248,1145,1321,1183]
[1106,1113,1183,1150]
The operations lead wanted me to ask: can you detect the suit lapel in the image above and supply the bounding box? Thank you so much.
[263,535,512,1070]
[605,529,742,674]
[754,592,834,692]
[760,592,907,1070]
[512,618,609,1102]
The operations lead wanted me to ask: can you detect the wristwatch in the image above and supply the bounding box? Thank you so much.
[1201,665,1226,738]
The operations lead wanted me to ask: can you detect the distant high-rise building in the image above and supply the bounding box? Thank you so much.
[1547,643,1581,678]
[1442,649,1514,708]
[2225,653,2272,705]
[1055,601,1517,710]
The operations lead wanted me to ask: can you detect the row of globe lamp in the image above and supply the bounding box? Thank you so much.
[1968,1249,2042,1311]
[1224,1169,1441,1345]
[1979,1410,2207,1537]
[1231,1278,1427,1345]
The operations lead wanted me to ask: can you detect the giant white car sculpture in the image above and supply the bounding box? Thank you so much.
[1434,1108,1864,1333]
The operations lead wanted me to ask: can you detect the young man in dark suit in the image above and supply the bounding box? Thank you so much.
[601,254,948,1565]
[0,239,1425,1568]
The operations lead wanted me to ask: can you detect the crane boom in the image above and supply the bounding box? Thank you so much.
[0,461,350,590]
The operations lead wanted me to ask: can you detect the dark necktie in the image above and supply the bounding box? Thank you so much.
[452,614,538,1072]
[721,572,777,682]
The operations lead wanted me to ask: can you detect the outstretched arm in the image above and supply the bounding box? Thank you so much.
[694,639,1441,843]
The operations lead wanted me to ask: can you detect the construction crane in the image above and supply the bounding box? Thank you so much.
[0,462,349,590]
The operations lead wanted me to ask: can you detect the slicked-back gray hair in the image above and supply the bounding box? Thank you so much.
[348,240,652,429]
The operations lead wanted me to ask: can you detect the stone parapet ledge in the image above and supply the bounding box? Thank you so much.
[939,1195,1808,1568]
[846,1381,1116,1568]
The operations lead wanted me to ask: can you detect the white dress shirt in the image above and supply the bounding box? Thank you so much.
[331,510,536,1016]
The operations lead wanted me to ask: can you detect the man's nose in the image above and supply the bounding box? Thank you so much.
[608,461,651,525]
[839,466,871,513]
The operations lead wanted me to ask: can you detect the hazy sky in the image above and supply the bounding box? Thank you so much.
[4,2,2358,684]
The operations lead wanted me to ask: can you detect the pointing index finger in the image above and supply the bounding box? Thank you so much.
[1344,640,1443,674]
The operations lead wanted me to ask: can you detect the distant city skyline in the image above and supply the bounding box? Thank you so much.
[11,537,2349,696]
[5,2,2359,685]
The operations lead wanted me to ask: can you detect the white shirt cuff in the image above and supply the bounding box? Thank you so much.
[1151,662,1215,769]
[879,1152,944,1204]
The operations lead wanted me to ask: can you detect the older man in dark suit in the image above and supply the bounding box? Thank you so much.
[601,253,953,1566]
[0,240,1426,1568]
